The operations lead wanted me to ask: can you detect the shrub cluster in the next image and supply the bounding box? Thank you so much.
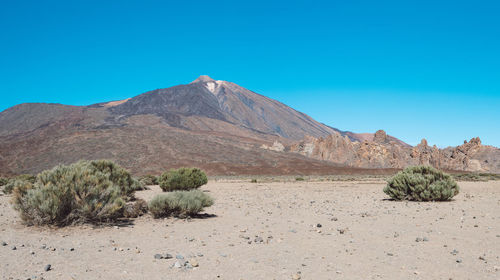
[159,168,207,192]
[148,190,214,218]
[12,160,140,226]
[383,165,459,201]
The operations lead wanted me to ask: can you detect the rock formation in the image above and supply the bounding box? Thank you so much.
[290,131,500,173]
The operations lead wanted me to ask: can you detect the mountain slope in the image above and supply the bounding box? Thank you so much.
[106,75,338,140]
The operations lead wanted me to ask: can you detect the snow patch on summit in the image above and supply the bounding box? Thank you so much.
[206,82,216,93]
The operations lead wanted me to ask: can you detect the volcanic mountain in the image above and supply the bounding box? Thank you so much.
[1,76,498,175]
[0,76,391,176]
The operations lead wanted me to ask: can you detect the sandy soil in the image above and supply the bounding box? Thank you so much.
[1,180,499,280]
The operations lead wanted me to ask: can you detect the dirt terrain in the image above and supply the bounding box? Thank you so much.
[1,179,499,280]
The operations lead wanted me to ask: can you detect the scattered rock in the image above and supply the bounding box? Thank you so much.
[44,264,51,271]
[451,249,458,255]
[292,273,301,280]
[154,254,163,259]
[174,260,182,268]
[176,254,184,259]
[316,223,322,228]
[1,241,7,246]
[11,246,16,250]
[415,237,423,242]
[456,259,462,263]
[164,253,173,259]
[189,258,199,267]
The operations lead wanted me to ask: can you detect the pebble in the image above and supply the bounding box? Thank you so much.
[164,253,173,259]
[189,259,199,267]
[1,241,7,246]
[292,273,301,280]
[154,254,163,259]
[176,254,184,259]
[456,259,462,263]
[11,246,16,250]
[451,249,458,255]
[316,223,322,228]
[174,260,182,268]
[44,264,51,271]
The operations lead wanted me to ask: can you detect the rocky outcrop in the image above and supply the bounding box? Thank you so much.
[291,131,500,173]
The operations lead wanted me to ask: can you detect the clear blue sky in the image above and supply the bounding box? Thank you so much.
[1,0,499,147]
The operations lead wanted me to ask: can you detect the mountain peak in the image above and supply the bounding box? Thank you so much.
[191,75,215,84]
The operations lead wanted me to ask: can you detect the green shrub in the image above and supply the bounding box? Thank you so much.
[250,178,258,183]
[2,174,36,194]
[138,174,159,186]
[383,165,459,201]
[0,177,7,186]
[295,177,305,181]
[81,160,142,195]
[159,168,208,192]
[12,160,139,226]
[148,190,214,218]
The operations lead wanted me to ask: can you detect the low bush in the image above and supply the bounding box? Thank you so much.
[12,160,140,226]
[2,174,36,194]
[0,177,7,186]
[123,199,148,218]
[138,174,159,186]
[250,178,258,183]
[453,173,500,182]
[295,177,305,181]
[383,165,459,201]
[148,190,214,218]
[159,168,208,192]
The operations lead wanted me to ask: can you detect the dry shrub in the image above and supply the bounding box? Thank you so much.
[148,190,214,218]
[159,168,208,192]
[384,165,459,201]
[12,160,140,226]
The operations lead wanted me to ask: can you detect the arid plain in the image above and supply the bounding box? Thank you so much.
[1,178,499,280]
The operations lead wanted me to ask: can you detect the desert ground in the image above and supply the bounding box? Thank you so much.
[1,178,499,280]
